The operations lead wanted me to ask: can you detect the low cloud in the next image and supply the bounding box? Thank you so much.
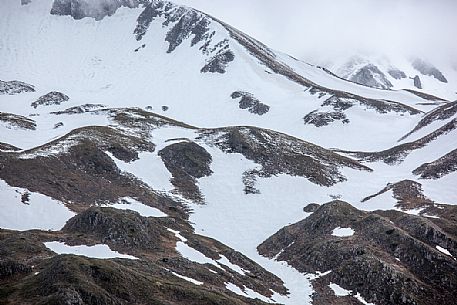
[175,0,457,65]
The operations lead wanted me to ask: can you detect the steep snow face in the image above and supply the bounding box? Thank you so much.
[0,0,434,152]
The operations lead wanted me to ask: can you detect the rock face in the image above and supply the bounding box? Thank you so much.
[31,91,69,108]
[412,58,448,83]
[51,0,140,21]
[231,91,270,115]
[258,200,457,305]
[413,75,422,89]
[349,64,393,89]
[0,80,35,95]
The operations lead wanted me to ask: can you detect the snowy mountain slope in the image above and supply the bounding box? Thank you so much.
[0,0,441,152]
[0,1,456,305]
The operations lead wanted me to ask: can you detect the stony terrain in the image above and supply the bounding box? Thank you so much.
[258,201,457,305]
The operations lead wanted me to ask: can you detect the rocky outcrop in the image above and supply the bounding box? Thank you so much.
[362,179,435,210]
[51,0,141,21]
[258,200,457,305]
[230,91,270,115]
[349,64,393,89]
[0,112,36,130]
[413,75,422,89]
[0,126,187,219]
[345,119,457,165]
[303,110,349,127]
[201,50,235,73]
[0,80,35,95]
[31,91,69,109]
[413,148,457,179]
[388,68,407,80]
[0,142,20,151]
[412,58,448,83]
[51,104,105,115]
[198,126,370,192]
[0,260,32,278]
[399,101,457,141]
[63,207,173,252]
[159,141,212,203]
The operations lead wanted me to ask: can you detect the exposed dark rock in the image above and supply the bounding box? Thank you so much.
[133,1,164,41]
[413,75,422,89]
[413,148,457,179]
[51,104,105,115]
[63,207,172,252]
[321,96,354,111]
[303,110,349,127]
[198,126,370,191]
[0,260,32,278]
[308,87,327,98]
[362,180,435,210]
[258,200,457,305]
[317,91,420,115]
[0,126,186,219]
[349,64,393,89]
[54,122,64,129]
[51,0,140,21]
[201,50,235,73]
[159,141,212,203]
[388,69,407,80]
[399,101,457,141]
[165,10,208,53]
[303,203,320,213]
[0,80,35,95]
[31,91,69,109]
[412,59,448,83]
[162,105,169,111]
[343,119,457,165]
[7,254,268,305]
[0,142,20,151]
[221,21,421,118]
[231,91,270,115]
[404,89,447,102]
[21,0,32,5]
[134,0,219,59]
[0,112,36,130]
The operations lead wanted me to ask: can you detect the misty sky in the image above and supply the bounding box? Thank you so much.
[174,0,457,64]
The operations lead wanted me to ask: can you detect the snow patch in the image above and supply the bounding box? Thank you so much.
[103,197,167,217]
[217,255,248,275]
[0,179,76,231]
[44,241,138,259]
[225,282,273,303]
[332,227,355,237]
[329,282,351,296]
[171,272,203,285]
[436,245,455,259]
